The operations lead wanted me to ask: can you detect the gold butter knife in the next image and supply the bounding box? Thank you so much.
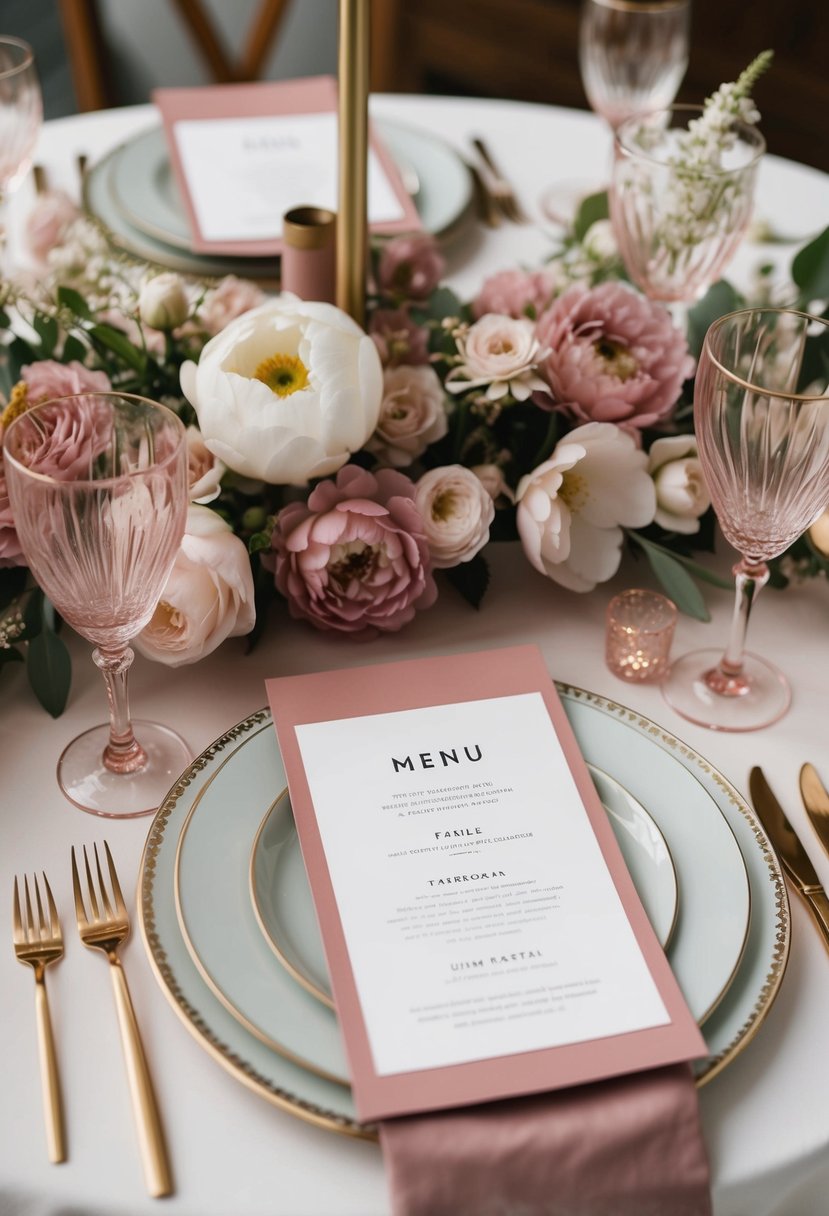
[750,766,829,951]
[800,763,829,858]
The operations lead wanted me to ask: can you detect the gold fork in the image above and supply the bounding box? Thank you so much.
[12,872,67,1164]
[71,842,172,1198]
[471,136,529,224]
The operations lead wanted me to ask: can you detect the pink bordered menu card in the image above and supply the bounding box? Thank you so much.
[153,75,421,255]
[267,646,706,1123]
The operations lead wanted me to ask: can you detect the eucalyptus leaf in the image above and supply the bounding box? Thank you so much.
[27,623,71,717]
[573,191,609,242]
[791,226,829,303]
[633,536,710,621]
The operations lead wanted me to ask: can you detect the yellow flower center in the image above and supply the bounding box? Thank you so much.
[431,490,457,522]
[1,382,30,430]
[593,337,638,382]
[253,353,310,398]
[559,470,590,513]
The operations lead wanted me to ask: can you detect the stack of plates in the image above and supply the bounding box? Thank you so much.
[83,118,474,281]
[139,686,790,1138]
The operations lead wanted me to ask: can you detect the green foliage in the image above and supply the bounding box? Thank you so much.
[686,280,744,360]
[23,593,71,717]
[791,226,829,304]
[573,191,610,242]
[442,553,490,609]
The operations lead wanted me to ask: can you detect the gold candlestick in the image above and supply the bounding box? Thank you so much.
[336,0,369,327]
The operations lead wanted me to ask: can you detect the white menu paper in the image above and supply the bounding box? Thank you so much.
[295,692,670,1077]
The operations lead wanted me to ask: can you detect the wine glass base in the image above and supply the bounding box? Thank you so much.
[57,720,192,818]
[662,648,791,732]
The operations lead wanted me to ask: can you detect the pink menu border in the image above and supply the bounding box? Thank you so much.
[153,75,422,255]
[267,645,707,1123]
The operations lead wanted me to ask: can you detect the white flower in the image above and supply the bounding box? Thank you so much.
[446,314,549,402]
[367,365,448,467]
[138,272,190,331]
[186,426,225,504]
[471,463,515,504]
[414,465,495,568]
[516,422,656,592]
[647,436,711,534]
[134,505,255,666]
[582,219,618,261]
[180,296,383,485]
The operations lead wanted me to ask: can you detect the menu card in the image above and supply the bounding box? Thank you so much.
[267,646,705,1121]
[153,76,421,255]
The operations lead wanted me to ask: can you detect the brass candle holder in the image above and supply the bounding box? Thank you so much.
[336,0,369,327]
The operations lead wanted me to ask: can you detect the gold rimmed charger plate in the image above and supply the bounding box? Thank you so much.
[139,687,789,1141]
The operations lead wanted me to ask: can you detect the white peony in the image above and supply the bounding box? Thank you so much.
[446,314,549,402]
[516,422,656,592]
[180,296,383,485]
[135,505,255,666]
[367,365,449,467]
[414,465,495,568]
[647,436,711,534]
[138,272,190,331]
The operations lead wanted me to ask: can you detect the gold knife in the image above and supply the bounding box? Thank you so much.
[749,766,829,951]
[800,763,829,859]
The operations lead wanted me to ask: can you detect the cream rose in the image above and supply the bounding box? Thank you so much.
[138,272,190,331]
[447,314,549,402]
[367,365,448,467]
[647,436,711,534]
[414,465,495,568]
[135,505,255,666]
[186,426,225,504]
[180,296,383,485]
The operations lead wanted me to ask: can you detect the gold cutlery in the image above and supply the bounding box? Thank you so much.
[749,766,829,951]
[471,136,528,223]
[71,842,172,1199]
[800,763,829,858]
[12,872,67,1164]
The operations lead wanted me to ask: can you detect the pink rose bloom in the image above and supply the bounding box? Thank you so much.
[199,275,266,336]
[473,268,559,320]
[21,360,112,406]
[271,464,437,637]
[536,283,695,432]
[378,234,445,300]
[24,190,80,264]
[0,432,25,567]
[367,365,448,468]
[369,308,430,367]
[9,397,112,482]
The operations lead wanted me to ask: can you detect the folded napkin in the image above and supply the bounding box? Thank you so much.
[378,1064,711,1216]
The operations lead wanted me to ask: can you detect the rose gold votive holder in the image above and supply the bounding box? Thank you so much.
[605,589,677,683]
[281,205,336,303]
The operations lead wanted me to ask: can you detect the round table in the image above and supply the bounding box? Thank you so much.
[2,94,829,1216]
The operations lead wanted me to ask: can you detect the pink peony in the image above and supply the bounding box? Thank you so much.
[7,396,112,482]
[535,283,695,432]
[377,234,445,300]
[199,275,266,336]
[473,268,560,320]
[0,430,25,567]
[270,464,437,637]
[24,190,80,264]
[21,360,111,406]
[369,308,430,367]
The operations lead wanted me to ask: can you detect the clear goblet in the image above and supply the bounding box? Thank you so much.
[662,308,829,731]
[610,104,765,307]
[0,36,42,257]
[3,393,191,815]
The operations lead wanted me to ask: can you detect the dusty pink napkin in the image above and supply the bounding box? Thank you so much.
[378,1063,711,1216]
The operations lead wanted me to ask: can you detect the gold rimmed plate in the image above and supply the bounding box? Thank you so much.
[139,687,789,1140]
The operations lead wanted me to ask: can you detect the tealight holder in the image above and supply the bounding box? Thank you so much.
[281,205,336,303]
[605,589,677,683]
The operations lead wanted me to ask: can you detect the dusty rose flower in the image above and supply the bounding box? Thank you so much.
[414,465,494,568]
[471,463,515,504]
[473,268,559,320]
[199,275,266,336]
[6,395,112,482]
[377,234,445,300]
[536,283,694,431]
[447,314,550,402]
[24,190,80,265]
[647,435,711,534]
[0,430,24,567]
[21,360,111,406]
[367,365,448,468]
[186,426,225,503]
[270,464,436,637]
[369,308,430,367]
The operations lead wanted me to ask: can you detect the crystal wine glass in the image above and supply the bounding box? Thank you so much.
[610,104,765,307]
[0,37,42,258]
[662,309,829,731]
[3,393,191,816]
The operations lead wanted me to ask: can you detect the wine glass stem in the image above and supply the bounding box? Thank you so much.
[705,558,769,696]
[92,647,148,774]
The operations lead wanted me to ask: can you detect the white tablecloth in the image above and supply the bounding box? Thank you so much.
[2,95,829,1216]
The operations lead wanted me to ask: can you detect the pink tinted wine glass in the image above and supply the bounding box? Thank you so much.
[3,393,191,815]
[663,309,829,731]
[0,37,42,259]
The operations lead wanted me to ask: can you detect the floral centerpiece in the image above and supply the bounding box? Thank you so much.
[2,53,828,715]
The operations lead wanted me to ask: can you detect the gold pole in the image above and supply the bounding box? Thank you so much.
[336,0,369,327]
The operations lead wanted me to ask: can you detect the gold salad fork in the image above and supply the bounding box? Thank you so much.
[12,872,67,1164]
[471,136,529,223]
[71,842,172,1198]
